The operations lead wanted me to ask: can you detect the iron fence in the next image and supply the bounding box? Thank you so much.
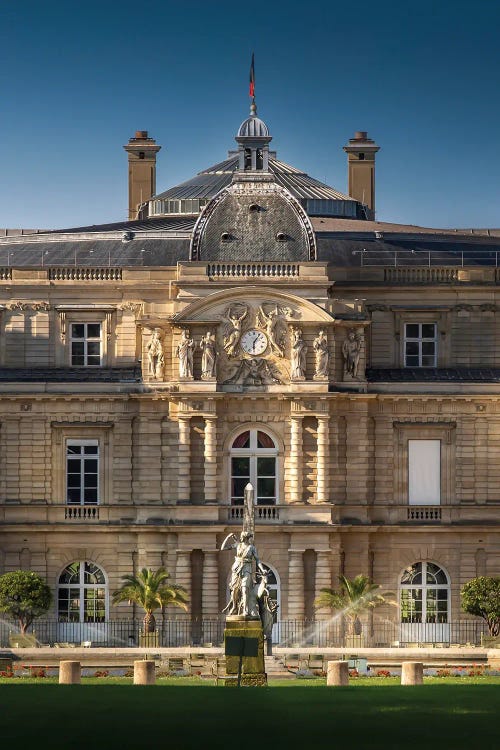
[0,618,489,649]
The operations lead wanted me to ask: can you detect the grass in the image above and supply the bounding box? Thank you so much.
[0,678,499,749]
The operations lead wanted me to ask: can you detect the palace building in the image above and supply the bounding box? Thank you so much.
[0,99,499,646]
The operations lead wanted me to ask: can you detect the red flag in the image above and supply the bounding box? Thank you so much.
[249,53,255,98]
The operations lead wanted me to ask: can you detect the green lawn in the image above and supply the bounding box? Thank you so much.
[0,678,498,749]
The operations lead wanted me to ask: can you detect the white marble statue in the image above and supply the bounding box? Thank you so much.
[146,328,164,380]
[313,329,329,378]
[199,330,217,379]
[291,327,307,380]
[221,530,267,618]
[176,328,195,379]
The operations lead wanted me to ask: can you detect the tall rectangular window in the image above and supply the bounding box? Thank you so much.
[70,323,101,366]
[408,439,441,505]
[404,323,437,367]
[66,440,99,505]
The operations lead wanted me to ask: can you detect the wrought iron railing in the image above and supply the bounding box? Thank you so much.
[0,618,488,648]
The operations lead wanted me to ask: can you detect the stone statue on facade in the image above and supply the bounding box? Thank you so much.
[199,331,217,379]
[222,305,248,357]
[342,329,361,378]
[146,328,164,380]
[256,304,289,357]
[290,327,307,380]
[176,328,195,379]
[313,329,329,379]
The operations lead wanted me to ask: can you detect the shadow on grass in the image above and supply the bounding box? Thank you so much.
[0,683,498,749]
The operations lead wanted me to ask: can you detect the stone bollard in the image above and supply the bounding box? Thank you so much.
[326,660,349,686]
[401,661,423,685]
[59,660,81,684]
[134,660,156,685]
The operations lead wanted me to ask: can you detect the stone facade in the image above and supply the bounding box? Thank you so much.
[0,107,498,645]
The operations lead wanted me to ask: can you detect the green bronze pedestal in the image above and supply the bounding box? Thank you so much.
[224,616,267,686]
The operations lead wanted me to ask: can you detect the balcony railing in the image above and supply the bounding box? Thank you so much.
[207,262,299,279]
[407,506,442,522]
[48,267,122,281]
[65,506,100,520]
[228,505,280,522]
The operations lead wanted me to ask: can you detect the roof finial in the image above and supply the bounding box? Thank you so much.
[249,53,256,116]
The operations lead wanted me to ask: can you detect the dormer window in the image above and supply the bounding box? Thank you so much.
[276,232,287,242]
[220,232,231,243]
[249,204,260,213]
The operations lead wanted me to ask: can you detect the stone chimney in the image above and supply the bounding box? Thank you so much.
[343,131,380,220]
[123,131,161,221]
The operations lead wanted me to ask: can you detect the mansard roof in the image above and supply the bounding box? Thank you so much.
[0,218,498,268]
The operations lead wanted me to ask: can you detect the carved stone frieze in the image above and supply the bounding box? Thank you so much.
[8,301,50,311]
[119,302,143,315]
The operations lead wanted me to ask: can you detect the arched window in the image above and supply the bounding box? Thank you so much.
[400,562,450,624]
[57,561,107,623]
[230,429,278,506]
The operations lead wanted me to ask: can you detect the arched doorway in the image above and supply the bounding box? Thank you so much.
[230,428,278,506]
[57,561,108,643]
[399,561,450,644]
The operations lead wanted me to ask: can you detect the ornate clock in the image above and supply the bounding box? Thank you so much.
[240,329,268,356]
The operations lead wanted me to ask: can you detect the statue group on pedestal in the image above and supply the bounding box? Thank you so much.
[220,484,278,650]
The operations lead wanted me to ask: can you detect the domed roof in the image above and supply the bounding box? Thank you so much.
[237,114,270,138]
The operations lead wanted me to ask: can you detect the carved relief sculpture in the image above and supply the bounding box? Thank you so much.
[176,328,195,379]
[222,304,248,357]
[146,327,164,380]
[313,329,329,379]
[291,327,307,380]
[224,357,282,386]
[342,328,362,378]
[256,304,289,357]
[199,330,217,379]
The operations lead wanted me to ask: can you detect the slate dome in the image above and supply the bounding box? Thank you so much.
[237,115,270,138]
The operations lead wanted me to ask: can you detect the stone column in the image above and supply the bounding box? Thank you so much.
[202,550,219,618]
[315,549,332,621]
[178,417,191,502]
[289,416,303,504]
[287,549,305,619]
[401,662,423,685]
[317,415,330,503]
[134,660,155,685]
[204,417,217,503]
[59,661,81,684]
[327,660,349,686]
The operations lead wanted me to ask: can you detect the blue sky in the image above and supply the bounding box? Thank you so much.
[1,0,498,229]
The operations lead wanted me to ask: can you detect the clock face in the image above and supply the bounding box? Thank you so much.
[240,329,268,356]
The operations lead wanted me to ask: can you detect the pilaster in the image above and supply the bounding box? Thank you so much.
[202,550,219,617]
[289,416,303,503]
[316,415,330,503]
[288,549,305,619]
[178,417,191,502]
[204,417,217,504]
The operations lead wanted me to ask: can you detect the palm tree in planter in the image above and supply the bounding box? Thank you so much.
[315,574,394,637]
[113,567,189,633]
